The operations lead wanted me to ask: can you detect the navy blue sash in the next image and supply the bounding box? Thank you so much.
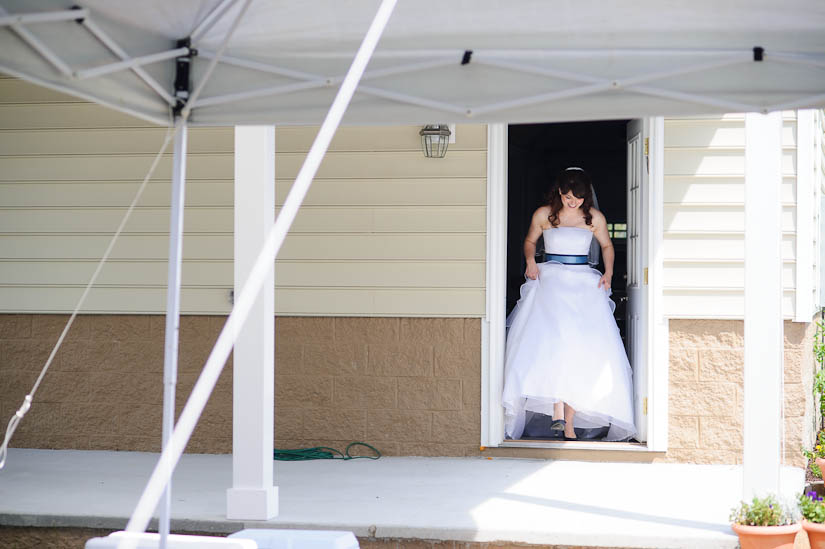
[545,253,588,265]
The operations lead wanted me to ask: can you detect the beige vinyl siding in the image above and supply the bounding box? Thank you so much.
[0,76,487,316]
[662,112,799,319]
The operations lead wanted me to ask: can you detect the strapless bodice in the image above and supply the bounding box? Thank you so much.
[543,226,593,255]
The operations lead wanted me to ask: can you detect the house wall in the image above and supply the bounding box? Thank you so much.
[661,112,800,319]
[2,74,820,464]
[0,74,486,317]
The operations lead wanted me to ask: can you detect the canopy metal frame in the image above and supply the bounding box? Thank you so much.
[2,6,825,125]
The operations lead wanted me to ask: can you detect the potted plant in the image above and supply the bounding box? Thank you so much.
[799,491,825,548]
[729,495,800,549]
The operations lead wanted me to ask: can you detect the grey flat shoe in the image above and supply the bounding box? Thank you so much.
[550,419,565,431]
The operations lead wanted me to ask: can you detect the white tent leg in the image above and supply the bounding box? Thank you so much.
[743,111,783,498]
[159,117,188,548]
[124,0,397,538]
[227,125,276,520]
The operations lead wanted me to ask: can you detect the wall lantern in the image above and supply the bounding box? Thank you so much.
[419,124,452,158]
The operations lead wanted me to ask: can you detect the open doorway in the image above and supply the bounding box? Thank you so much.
[506,120,634,442]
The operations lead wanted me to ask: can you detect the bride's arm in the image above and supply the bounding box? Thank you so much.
[591,210,614,289]
[523,208,546,280]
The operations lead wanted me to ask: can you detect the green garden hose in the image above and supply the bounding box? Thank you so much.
[273,442,381,461]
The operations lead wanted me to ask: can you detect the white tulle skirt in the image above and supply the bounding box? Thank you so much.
[502,261,637,441]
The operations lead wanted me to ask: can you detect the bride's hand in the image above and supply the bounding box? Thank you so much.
[598,272,612,290]
[525,261,539,280]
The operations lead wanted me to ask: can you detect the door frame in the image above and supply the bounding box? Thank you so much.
[480,120,669,452]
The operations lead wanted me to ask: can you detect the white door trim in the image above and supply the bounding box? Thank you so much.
[481,120,668,452]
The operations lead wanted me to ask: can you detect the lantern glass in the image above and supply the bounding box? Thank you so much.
[419,124,451,158]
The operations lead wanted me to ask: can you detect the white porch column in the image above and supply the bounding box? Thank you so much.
[743,111,784,499]
[227,125,277,520]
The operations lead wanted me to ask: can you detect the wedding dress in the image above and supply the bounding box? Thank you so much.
[502,226,637,441]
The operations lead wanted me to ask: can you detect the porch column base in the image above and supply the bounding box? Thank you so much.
[226,486,278,520]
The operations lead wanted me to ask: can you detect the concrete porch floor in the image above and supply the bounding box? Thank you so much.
[0,448,806,549]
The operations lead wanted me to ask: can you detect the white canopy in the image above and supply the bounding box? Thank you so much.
[1,0,824,127]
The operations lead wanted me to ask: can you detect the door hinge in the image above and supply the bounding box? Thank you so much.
[644,137,649,156]
[644,267,648,285]
[643,397,648,416]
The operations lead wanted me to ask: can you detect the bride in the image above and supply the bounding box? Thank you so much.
[502,167,637,442]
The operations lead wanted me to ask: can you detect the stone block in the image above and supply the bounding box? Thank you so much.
[303,341,368,376]
[431,411,480,443]
[0,314,32,339]
[668,416,699,449]
[434,344,480,379]
[369,343,433,377]
[114,403,163,438]
[59,401,117,436]
[274,343,303,375]
[55,340,116,372]
[0,370,38,402]
[669,348,698,382]
[784,320,807,348]
[464,319,481,346]
[178,315,223,345]
[303,409,367,440]
[462,379,481,411]
[88,371,161,405]
[275,408,304,440]
[784,348,804,383]
[367,410,432,442]
[334,317,399,344]
[666,448,741,465]
[276,317,334,345]
[333,377,396,409]
[37,370,89,403]
[403,443,469,457]
[398,378,461,410]
[114,339,165,373]
[784,383,806,417]
[177,337,215,373]
[669,382,738,417]
[784,415,806,450]
[93,314,152,341]
[2,339,55,371]
[276,375,333,408]
[400,318,463,347]
[699,417,743,449]
[31,314,93,342]
[669,319,743,349]
[13,402,61,439]
[698,349,743,382]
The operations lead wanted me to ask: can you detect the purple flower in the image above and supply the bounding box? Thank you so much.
[808,491,818,499]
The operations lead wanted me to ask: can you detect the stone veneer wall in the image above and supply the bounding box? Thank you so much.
[667,319,817,466]
[3,314,817,463]
[0,315,481,456]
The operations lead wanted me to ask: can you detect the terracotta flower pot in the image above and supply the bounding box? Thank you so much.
[804,520,825,549]
[730,523,800,549]
[816,457,825,476]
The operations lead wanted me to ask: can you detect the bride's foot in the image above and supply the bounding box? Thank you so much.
[563,428,577,440]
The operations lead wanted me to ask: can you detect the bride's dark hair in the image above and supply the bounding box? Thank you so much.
[546,168,595,227]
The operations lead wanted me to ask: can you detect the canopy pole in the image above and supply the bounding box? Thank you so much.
[123,0,397,540]
[159,116,188,549]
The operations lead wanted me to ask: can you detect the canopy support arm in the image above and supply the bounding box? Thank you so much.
[122,0,397,541]
[81,17,176,106]
[0,6,73,76]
